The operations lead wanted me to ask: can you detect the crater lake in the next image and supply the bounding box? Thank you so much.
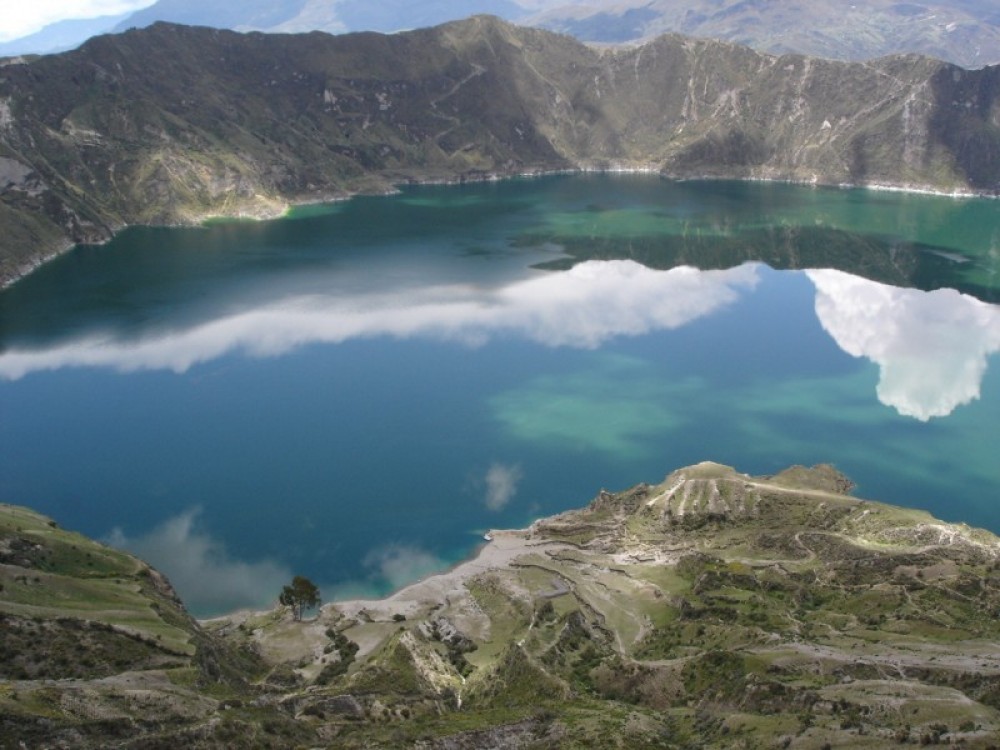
[1,174,998,615]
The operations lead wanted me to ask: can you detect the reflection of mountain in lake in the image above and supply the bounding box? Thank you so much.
[525,224,1000,305]
[808,270,1000,421]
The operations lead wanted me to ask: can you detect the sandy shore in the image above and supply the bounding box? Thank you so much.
[196,524,571,639]
[327,527,569,622]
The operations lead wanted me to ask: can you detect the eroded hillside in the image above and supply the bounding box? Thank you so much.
[4,462,1000,747]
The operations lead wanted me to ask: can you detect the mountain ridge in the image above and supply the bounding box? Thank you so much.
[5,0,1000,69]
[1,16,999,286]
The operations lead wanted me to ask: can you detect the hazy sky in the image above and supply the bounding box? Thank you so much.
[0,0,155,42]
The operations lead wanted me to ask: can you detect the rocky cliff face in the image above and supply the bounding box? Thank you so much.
[4,463,1000,748]
[1,16,999,286]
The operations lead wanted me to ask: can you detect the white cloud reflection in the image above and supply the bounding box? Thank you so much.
[106,509,291,616]
[0,260,760,379]
[808,269,1000,421]
[484,462,523,511]
[362,544,446,590]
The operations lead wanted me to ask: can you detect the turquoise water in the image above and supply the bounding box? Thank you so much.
[1,175,998,615]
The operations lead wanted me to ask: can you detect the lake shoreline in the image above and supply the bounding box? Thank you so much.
[199,524,564,626]
[3,165,996,292]
[6,172,999,624]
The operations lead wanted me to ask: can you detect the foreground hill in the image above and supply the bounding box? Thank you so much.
[4,462,1000,747]
[1,17,999,286]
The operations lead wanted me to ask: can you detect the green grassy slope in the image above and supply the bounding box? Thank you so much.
[6,462,999,747]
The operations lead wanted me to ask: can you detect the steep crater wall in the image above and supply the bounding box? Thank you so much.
[1,17,998,285]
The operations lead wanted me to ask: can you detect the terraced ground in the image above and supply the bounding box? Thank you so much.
[208,463,1000,748]
[4,463,1000,747]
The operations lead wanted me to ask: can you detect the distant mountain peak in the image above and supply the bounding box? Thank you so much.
[4,0,999,66]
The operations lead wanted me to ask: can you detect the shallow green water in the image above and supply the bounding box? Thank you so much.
[1,174,998,615]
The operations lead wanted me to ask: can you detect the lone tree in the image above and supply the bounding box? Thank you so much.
[279,575,321,621]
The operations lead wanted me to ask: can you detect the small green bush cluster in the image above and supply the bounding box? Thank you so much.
[314,628,360,684]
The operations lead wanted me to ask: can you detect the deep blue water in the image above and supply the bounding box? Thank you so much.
[1,175,998,615]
